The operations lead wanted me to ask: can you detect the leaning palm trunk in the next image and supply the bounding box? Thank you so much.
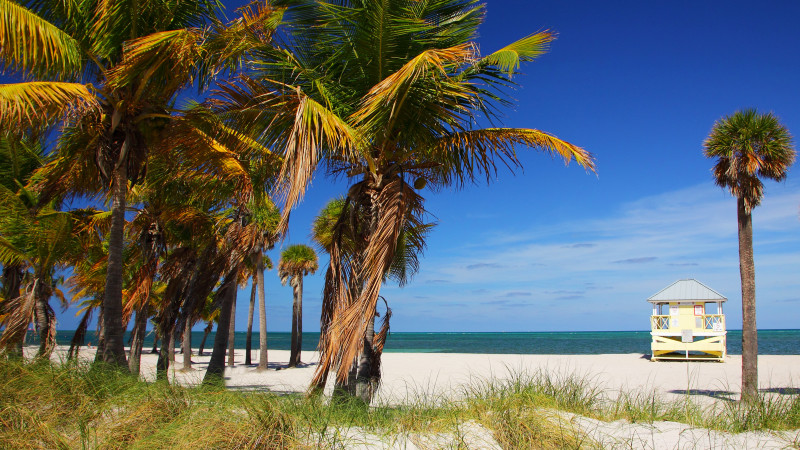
[257,253,269,370]
[128,304,149,375]
[204,269,239,385]
[199,321,213,356]
[101,163,129,369]
[68,308,93,360]
[738,198,758,399]
[245,279,256,365]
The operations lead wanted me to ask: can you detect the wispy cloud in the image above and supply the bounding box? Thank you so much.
[613,257,657,264]
[466,262,505,270]
[409,181,800,331]
[503,291,532,297]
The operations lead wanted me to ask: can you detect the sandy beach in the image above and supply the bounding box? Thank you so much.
[56,346,800,405]
[31,346,800,448]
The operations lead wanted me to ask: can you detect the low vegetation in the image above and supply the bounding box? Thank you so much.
[2,359,799,449]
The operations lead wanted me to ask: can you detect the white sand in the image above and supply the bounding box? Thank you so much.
[57,347,800,404]
[44,346,800,448]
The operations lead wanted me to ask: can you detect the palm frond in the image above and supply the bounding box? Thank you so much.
[106,28,204,101]
[428,127,595,187]
[274,92,360,234]
[0,81,99,129]
[470,30,554,76]
[0,0,83,78]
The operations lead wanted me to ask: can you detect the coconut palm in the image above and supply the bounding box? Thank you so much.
[278,244,318,368]
[217,0,594,396]
[0,184,79,358]
[312,196,427,402]
[0,0,283,369]
[703,109,795,400]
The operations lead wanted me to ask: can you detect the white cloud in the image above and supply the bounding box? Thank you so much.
[395,181,800,331]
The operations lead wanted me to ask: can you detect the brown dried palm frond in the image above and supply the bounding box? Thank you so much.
[0,284,35,353]
[371,297,392,383]
[314,176,422,384]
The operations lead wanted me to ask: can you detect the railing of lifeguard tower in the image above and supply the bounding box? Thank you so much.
[651,315,670,330]
[650,314,726,331]
[703,314,725,331]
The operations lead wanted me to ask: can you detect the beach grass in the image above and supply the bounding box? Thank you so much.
[1,358,798,449]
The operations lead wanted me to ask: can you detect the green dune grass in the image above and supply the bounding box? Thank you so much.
[1,359,798,448]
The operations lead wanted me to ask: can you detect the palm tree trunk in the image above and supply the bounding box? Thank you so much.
[94,301,105,363]
[245,278,256,365]
[204,269,238,385]
[227,291,236,366]
[128,303,149,375]
[168,333,174,362]
[355,307,376,403]
[199,321,213,356]
[33,278,54,359]
[101,163,129,369]
[182,315,193,369]
[289,276,303,367]
[738,198,758,400]
[68,308,93,360]
[257,253,268,370]
[2,265,24,357]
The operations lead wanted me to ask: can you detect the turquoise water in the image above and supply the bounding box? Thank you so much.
[49,329,800,355]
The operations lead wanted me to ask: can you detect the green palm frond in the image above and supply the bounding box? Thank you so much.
[0,235,30,266]
[0,81,98,129]
[278,243,318,283]
[469,30,554,76]
[352,44,476,135]
[704,108,795,210]
[0,0,83,78]
[107,28,205,101]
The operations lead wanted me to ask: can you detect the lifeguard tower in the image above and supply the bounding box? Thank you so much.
[648,279,727,361]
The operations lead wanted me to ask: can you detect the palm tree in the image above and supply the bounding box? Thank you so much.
[245,253,273,366]
[218,0,595,396]
[312,197,427,402]
[278,244,318,368]
[0,184,78,358]
[703,109,795,400]
[0,0,280,369]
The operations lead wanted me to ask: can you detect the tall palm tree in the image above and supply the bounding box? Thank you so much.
[278,244,318,368]
[218,0,595,395]
[703,108,795,400]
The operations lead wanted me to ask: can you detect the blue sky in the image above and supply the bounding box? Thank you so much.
[51,0,800,332]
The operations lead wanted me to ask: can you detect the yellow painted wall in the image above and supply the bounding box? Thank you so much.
[669,302,704,331]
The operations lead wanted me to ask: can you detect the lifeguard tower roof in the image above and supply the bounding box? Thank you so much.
[647,279,727,304]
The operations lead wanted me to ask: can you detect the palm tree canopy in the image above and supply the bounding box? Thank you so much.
[704,108,796,211]
[278,244,318,284]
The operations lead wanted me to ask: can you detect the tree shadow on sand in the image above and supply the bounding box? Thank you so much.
[667,389,737,402]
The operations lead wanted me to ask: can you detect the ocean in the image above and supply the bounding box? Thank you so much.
[49,329,800,355]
